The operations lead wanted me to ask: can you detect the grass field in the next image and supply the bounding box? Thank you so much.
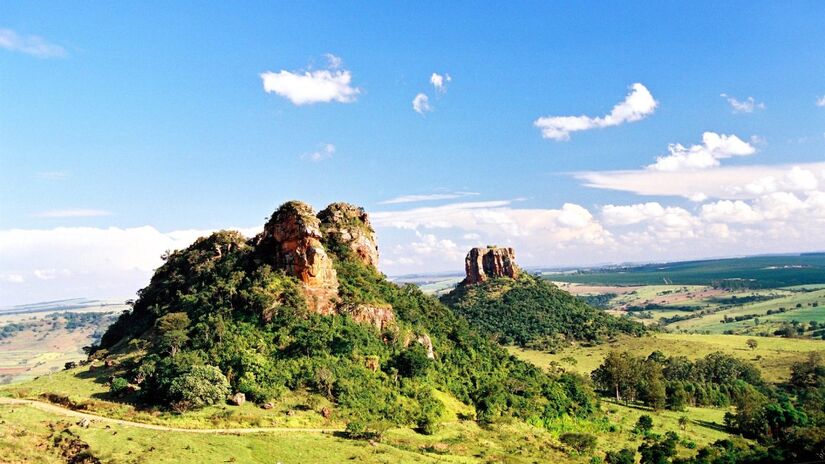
[542,254,825,288]
[509,333,825,383]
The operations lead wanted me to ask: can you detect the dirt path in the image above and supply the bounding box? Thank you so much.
[0,397,342,434]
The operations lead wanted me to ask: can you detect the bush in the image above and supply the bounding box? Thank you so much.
[634,415,654,435]
[604,448,635,464]
[560,432,597,454]
[168,365,230,411]
[109,377,129,395]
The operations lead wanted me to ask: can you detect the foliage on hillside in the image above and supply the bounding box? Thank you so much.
[441,274,645,350]
[94,218,600,436]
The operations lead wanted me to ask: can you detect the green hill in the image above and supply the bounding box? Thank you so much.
[442,273,645,350]
[92,201,599,436]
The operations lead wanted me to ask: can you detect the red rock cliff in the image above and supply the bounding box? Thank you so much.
[258,201,340,315]
[464,247,519,285]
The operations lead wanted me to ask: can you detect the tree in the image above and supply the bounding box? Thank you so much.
[592,351,634,402]
[746,339,758,350]
[638,432,678,464]
[605,448,635,464]
[639,361,666,411]
[168,365,230,411]
[154,312,190,357]
[395,344,431,378]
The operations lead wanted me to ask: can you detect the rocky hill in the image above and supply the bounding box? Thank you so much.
[443,247,645,350]
[94,201,598,435]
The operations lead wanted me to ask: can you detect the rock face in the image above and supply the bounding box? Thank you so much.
[341,304,395,331]
[318,202,379,269]
[464,247,519,285]
[258,201,340,315]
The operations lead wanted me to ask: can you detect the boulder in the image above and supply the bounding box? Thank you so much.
[261,402,274,410]
[321,407,332,419]
[229,392,246,406]
[463,247,519,285]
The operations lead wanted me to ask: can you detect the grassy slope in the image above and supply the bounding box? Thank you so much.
[0,402,460,464]
[509,333,825,383]
[0,361,582,463]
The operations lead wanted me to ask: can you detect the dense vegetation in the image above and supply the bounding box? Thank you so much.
[591,350,825,463]
[442,274,645,350]
[93,217,599,437]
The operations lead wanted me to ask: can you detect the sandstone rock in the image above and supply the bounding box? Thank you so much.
[463,247,519,285]
[261,402,274,410]
[364,356,380,372]
[416,334,435,360]
[257,201,340,315]
[77,418,91,428]
[286,410,296,416]
[341,304,395,331]
[318,203,379,268]
[229,392,246,406]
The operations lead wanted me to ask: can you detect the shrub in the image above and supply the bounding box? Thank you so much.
[604,448,635,464]
[634,415,654,435]
[560,433,597,454]
[109,377,129,395]
[168,365,230,411]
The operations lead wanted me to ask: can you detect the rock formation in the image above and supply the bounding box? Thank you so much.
[464,246,519,285]
[318,202,379,269]
[341,303,395,331]
[257,201,340,315]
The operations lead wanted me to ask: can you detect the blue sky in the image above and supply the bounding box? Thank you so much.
[1,2,824,304]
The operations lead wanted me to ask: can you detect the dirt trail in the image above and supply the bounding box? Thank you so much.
[0,397,342,434]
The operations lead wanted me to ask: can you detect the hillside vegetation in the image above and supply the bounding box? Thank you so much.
[442,274,645,350]
[91,202,600,437]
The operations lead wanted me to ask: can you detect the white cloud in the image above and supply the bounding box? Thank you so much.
[32,209,111,218]
[412,93,431,114]
[430,73,451,93]
[324,53,343,70]
[379,191,479,205]
[816,95,825,107]
[720,93,765,113]
[534,83,657,141]
[36,171,69,180]
[700,200,761,224]
[577,161,825,201]
[0,28,67,58]
[0,225,261,306]
[301,143,335,162]
[647,132,756,171]
[260,55,360,105]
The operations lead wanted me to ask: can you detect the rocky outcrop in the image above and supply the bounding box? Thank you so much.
[464,247,519,285]
[318,202,379,269]
[257,201,340,315]
[341,303,395,331]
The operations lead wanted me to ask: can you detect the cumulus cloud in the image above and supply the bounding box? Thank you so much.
[647,132,756,171]
[816,95,825,107]
[412,93,431,114]
[430,72,451,93]
[380,191,479,205]
[534,83,657,141]
[720,94,765,113]
[32,209,111,218]
[0,28,67,58]
[260,55,360,105]
[301,143,335,162]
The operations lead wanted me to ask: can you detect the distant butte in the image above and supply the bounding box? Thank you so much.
[463,246,520,285]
